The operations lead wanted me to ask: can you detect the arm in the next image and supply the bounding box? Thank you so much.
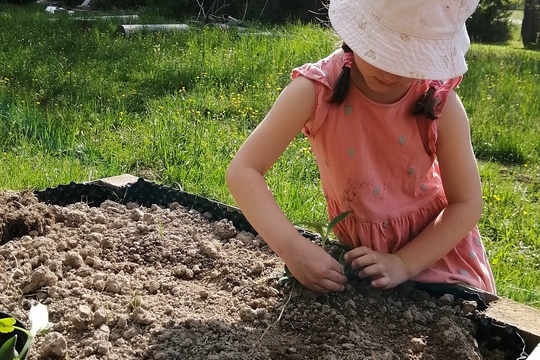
[226,76,347,293]
[395,91,482,278]
[345,91,483,288]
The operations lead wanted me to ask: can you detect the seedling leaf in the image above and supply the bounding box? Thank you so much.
[0,334,17,360]
[278,265,295,285]
[327,211,351,233]
[293,221,325,237]
[0,318,16,333]
[338,249,346,274]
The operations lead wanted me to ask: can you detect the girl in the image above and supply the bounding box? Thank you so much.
[226,0,496,294]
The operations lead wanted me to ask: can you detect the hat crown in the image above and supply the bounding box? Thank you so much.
[363,0,475,40]
[328,0,480,79]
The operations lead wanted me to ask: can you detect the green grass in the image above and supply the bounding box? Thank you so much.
[0,4,539,308]
[464,45,540,164]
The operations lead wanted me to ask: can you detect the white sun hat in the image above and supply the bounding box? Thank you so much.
[328,0,480,80]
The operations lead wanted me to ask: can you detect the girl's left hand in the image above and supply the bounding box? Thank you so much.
[344,246,409,289]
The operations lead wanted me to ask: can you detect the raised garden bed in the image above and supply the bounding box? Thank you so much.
[0,174,538,359]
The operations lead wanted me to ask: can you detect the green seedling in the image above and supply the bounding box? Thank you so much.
[0,304,53,360]
[279,211,351,285]
[130,293,142,311]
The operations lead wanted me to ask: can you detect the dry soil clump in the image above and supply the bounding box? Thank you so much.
[0,190,507,359]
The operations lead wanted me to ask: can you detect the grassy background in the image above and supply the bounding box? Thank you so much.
[0,5,539,307]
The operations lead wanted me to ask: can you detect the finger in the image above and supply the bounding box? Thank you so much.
[351,252,378,270]
[358,263,384,278]
[319,278,345,293]
[328,257,347,275]
[371,275,391,289]
[343,246,370,263]
[326,267,348,285]
[304,276,344,293]
[308,283,331,294]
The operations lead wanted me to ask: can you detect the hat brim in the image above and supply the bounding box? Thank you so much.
[329,2,471,80]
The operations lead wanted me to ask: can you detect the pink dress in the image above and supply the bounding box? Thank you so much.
[292,50,496,293]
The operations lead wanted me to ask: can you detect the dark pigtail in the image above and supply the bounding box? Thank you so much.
[412,86,437,120]
[330,44,353,105]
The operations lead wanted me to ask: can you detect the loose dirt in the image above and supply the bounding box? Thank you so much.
[0,190,513,359]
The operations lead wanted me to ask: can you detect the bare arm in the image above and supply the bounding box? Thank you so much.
[395,91,483,278]
[226,76,347,293]
[345,91,483,288]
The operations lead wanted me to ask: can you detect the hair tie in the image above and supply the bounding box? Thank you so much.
[343,52,354,69]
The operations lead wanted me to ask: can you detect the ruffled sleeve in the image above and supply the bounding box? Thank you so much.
[425,76,463,154]
[291,50,344,137]
[431,76,462,117]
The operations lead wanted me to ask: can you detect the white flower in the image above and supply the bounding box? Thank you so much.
[28,303,52,338]
[17,303,53,359]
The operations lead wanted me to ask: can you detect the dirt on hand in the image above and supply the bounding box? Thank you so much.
[0,190,509,360]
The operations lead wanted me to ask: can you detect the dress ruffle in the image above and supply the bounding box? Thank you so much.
[290,50,496,293]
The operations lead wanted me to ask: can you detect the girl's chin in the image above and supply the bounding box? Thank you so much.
[373,77,398,88]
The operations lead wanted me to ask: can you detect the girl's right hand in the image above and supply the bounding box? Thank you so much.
[281,236,347,293]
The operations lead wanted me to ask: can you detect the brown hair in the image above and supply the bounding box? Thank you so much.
[412,86,438,120]
[329,44,353,105]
